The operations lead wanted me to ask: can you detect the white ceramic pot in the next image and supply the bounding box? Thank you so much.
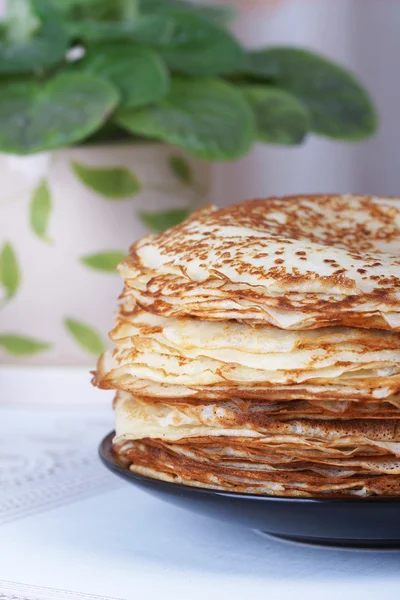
[0,143,211,366]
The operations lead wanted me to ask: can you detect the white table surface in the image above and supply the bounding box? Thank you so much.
[1,367,400,600]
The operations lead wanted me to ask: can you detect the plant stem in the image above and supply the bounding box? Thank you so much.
[121,0,139,22]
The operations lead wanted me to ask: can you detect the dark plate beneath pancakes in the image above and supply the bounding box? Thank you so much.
[100,432,400,549]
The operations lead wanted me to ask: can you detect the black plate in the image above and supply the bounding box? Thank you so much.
[99,432,400,549]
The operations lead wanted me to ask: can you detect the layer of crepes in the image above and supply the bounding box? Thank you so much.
[112,394,400,497]
[113,393,400,449]
[114,438,400,497]
[113,392,400,425]
[113,393,400,496]
[93,310,400,401]
[118,195,400,331]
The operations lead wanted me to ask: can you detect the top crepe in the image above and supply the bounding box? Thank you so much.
[119,195,400,331]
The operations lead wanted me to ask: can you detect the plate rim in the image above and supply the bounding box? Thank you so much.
[99,430,400,505]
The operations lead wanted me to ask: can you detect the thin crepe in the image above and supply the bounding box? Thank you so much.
[113,393,400,455]
[93,310,400,401]
[119,195,400,331]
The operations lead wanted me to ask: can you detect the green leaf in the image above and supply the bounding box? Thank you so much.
[0,73,119,154]
[168,155,193,185]
[78,44,169,109]
[128,15,175,44]
[81,250,126,272]
[0,334,50,356]
[68,15,174,45]
[194,5,236,25]
[30,179,52,242]
[72,161,141,198]
[64,318,106,355]
[117,78,255,161]
[141,1,237,25]
[0,1,69,73]
[139,208,191,232]
[156,10,245,76]
[70,10,242,76]
[0,243,20,300]
[243,86,309,145]
[247,47,377,140]
[52,0,105,9]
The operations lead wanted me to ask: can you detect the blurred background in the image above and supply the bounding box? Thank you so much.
[0,0,396,368]
[214,0,398,202]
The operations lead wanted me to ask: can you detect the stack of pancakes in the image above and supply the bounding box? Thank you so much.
[94,194,400,497]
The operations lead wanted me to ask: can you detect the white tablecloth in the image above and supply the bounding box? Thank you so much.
[1,367,400,600]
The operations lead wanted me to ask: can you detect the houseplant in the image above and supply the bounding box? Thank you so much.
[0,0,377,364]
